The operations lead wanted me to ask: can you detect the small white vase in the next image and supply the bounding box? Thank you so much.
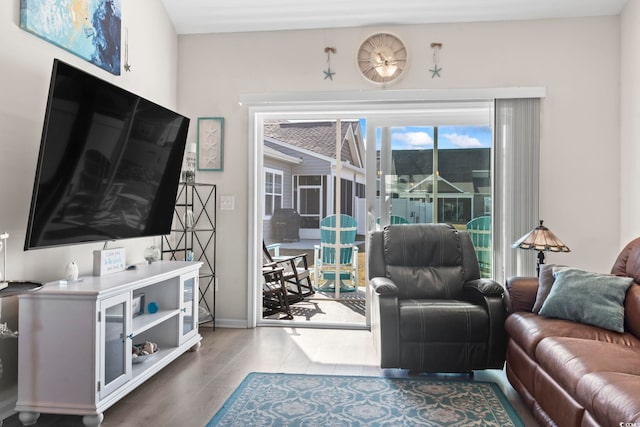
[144,246,161,264]
[65,261,79,281]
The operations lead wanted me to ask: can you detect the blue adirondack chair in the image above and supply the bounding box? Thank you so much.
[466,216,492,278]
[314,214,359,292]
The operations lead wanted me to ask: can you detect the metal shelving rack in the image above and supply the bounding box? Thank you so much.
[161,182,216,327]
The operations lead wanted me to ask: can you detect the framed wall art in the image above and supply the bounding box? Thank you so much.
[20,0,122,75]
[197,117,224,171]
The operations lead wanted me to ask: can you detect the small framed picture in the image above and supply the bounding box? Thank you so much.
[132,293,145,317]
[197,117,224,171]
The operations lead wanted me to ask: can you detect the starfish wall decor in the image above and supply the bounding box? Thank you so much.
[429,42,443,78]
[197,117,224,171]
[123,27,132,72]
[323,46,336,80]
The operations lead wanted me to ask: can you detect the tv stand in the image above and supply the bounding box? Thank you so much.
[16,261,202,427]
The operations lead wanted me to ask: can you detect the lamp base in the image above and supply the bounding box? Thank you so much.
[536,250,546,277]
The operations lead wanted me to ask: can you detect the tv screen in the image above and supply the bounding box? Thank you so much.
[24,59,190,250]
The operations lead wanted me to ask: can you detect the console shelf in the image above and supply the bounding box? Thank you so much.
[16,261,202,427]
[131,309,180,336]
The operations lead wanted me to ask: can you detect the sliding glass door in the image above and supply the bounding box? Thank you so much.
[365,103,494,276]
[374,125,493,276]
[250,95,540,328]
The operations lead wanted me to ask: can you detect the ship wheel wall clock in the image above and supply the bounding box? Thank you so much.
[356,32,409,87]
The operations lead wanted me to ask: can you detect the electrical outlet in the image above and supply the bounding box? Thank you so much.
[220,195,234,210]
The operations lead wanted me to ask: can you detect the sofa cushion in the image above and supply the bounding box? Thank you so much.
[539,268,633,332]
[505,312,640,360]
[576,372,640,425]
[536,337,640,396]
[532,263,563,313]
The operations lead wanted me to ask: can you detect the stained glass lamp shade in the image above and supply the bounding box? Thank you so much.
[512,220,570,276]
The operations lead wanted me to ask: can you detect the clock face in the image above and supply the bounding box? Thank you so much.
[357,33,408,86]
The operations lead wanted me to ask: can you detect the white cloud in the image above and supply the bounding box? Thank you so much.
[393,131,433,148]
[442,133,482,148]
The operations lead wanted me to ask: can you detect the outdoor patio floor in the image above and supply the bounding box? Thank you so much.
[264,239,367,325]
[264,286,366,324]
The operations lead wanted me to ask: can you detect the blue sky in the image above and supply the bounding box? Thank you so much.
[359,119,492,150]
[391,126,492,150]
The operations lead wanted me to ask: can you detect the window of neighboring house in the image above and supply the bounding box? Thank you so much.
[484,197,491,215]
[294,175,323,229]
[333,177,353,216]
[438,197,472,223]
[264,168,283,218]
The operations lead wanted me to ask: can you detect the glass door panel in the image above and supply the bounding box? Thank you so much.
[368,122,493,277]
[261,118,366,326]
[99,293,130,400]
[181,272,198,341]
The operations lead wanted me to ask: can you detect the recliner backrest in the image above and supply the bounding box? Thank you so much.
[380,223,480,300]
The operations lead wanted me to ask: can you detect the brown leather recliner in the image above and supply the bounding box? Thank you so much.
[369,223,507,372]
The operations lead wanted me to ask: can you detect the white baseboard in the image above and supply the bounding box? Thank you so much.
[212,318,251,328]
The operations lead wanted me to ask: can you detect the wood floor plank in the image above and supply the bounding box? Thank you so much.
[2,327,539,427]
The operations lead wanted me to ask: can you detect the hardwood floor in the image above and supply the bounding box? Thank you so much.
[2,326,539,427]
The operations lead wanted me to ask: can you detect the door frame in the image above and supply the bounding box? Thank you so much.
[245,87,546,329]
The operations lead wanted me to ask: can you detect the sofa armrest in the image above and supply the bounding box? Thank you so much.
[505,276,539,313]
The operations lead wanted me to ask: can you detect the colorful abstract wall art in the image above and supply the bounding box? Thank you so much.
[20,0,121,75]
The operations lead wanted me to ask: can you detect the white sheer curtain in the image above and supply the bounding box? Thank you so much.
[493,98,540,284]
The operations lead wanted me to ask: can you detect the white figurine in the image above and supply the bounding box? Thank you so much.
[65,261,79,281]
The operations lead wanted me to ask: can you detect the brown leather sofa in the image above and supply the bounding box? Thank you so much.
[505,237,640,426]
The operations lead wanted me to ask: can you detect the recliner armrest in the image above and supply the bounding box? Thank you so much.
[463,279,504,297]
[370,276,400,368]
[371,277,399,296]
[462,278,507,369]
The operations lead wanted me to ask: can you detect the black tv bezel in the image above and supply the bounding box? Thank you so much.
[24,59,190,251]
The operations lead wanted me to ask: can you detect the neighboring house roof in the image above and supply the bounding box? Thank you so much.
[389,148,491,196]
[264,120,363,167]
[407,174,466,194]
[391,148,490,182]
[263,145,302,164]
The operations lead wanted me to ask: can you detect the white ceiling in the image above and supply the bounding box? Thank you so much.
[160,0,628,35]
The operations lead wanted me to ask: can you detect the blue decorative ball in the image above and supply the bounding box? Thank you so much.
[147,302,159,314]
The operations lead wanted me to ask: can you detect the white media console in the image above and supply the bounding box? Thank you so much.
[15,261,202,427]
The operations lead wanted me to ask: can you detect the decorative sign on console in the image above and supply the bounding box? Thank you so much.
[93,248,126,276]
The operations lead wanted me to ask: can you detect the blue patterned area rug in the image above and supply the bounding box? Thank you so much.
[206,372,524,427]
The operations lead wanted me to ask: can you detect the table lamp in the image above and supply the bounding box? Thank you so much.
[512,220,570,276]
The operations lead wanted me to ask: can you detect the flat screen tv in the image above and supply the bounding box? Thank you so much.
[24,59,190,250]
